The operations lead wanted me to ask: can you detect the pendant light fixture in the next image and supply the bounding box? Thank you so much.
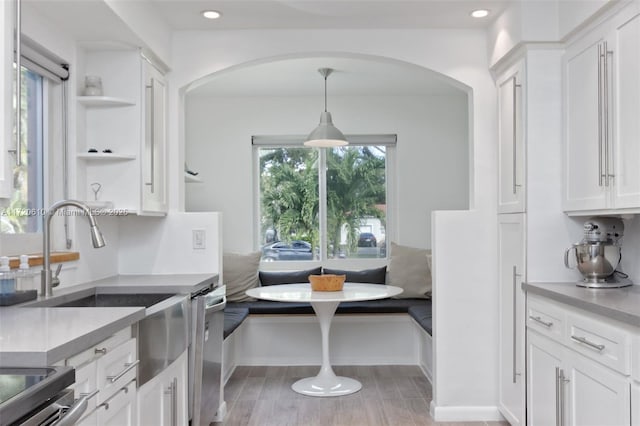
[304,68,348,147]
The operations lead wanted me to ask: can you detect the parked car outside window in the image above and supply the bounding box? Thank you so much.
[357,232,377,248]
[262,240,314,261]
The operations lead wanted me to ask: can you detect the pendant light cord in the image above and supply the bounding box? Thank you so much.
[324,75,327,112]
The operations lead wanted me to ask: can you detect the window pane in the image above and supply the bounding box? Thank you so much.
[2,68,44,234]
[326,146,386,259]
[259,147,319,261]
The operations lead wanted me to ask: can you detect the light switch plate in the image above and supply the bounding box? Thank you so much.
[192,229,206,249]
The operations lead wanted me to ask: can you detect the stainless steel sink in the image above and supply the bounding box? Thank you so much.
[40,293,175,308]
[24,289,189,387]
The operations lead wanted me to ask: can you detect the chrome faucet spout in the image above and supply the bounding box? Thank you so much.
[42,200,106,297]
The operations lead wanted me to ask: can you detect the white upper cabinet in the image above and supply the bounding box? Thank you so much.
[497,61,526,213]
[0,0,14,199]
[77,49,167,215]
[564,4,640,213]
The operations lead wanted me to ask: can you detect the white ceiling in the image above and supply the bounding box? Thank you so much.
[26,0,492,97]
[152,0,508,30]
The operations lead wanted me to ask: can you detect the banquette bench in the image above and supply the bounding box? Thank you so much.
[220,245,434,384]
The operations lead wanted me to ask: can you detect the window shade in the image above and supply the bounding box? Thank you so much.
[19,35,69,82]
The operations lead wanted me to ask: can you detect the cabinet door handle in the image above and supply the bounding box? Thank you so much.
[164,377,178,426]
[570,335,605,352]
[597,43,604,187]
[94,347,107,355]
[145,78,155,194]
[9,0,22,166]
[512,266,522,383]
[512,77,522,195]
[529,315,553,328]
[603,41,612,187]
[106,359,140,383]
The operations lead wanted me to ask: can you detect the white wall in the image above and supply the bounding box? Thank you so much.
[117,212,222,275]
[185,93,468,253]
[170,28,499,420]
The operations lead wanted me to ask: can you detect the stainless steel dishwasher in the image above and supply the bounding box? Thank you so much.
[190,285,226,426]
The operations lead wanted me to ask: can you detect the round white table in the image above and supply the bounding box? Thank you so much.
[245,282,403,397]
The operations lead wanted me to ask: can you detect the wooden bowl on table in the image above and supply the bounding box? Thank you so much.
[308,274,346,291]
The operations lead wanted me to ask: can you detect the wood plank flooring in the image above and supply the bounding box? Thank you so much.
[215,365,508,426]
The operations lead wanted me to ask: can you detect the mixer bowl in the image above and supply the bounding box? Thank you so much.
[565,242,622,282]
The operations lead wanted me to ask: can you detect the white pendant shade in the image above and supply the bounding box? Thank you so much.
[304,111,348,147]
[304,68,348,148]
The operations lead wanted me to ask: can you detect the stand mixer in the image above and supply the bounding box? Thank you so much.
[564,217,633,288]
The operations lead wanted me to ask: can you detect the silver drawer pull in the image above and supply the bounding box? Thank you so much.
[529,315,553,328]
[106,360,140,383]
[94,347,107,355]
[571,335,605,352]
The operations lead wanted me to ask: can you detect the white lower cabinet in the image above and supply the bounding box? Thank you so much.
[527,331,563,426]
[566,350,630,426]
[64,328,138,425]
[528,330,631,426]
[527,295,637,426]
[138,350,188,426]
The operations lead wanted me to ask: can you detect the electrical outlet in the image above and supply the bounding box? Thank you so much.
[192,229,206,249]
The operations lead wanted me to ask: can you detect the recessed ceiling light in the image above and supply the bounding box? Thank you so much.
[470,9,490,18]
[202,10,222,19]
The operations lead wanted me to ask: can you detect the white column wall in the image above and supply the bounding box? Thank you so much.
[169,28,499,420]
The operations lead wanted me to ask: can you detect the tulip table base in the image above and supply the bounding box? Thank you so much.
[291,300,362,397]
[244,283,403,398]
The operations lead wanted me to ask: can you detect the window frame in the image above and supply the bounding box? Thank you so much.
[253,135,396,265]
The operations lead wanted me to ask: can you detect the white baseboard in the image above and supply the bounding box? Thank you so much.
[429,400,506,422]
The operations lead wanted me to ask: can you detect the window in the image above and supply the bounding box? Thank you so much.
[255,135,394,262]
[1,67,44,234]
[0,36,68,254]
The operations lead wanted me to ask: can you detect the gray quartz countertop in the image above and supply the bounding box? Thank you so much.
[523,282,640,327]
[0,273,218,367]
[0,307,145,367]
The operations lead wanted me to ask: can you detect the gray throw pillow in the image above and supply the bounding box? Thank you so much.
[223,251,262,302]
[388,242,432,299]
[322,266,387,284]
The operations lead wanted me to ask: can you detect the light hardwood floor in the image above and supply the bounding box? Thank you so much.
[215,365,508,426]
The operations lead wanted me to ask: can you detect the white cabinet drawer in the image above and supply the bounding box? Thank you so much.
[72,361,99,422]
[527,298,565,342]
[97,338,138,403]
[566,313,631,375]
[96,378,137,426]
[66,327,131,367]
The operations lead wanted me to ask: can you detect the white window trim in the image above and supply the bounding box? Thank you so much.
[253,135,397,269]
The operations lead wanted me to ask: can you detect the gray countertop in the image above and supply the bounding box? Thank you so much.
[0,273,218,367]
[523,282,640,327]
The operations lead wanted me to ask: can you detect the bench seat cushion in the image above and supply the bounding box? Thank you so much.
[408,304,433,335]
[225,298,429,315]
[224,308,250,339]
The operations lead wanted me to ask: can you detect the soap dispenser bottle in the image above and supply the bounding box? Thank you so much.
[16,255,34,291]
[0,256,16,295]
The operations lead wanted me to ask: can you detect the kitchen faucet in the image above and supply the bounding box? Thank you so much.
[42,200,106,297]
